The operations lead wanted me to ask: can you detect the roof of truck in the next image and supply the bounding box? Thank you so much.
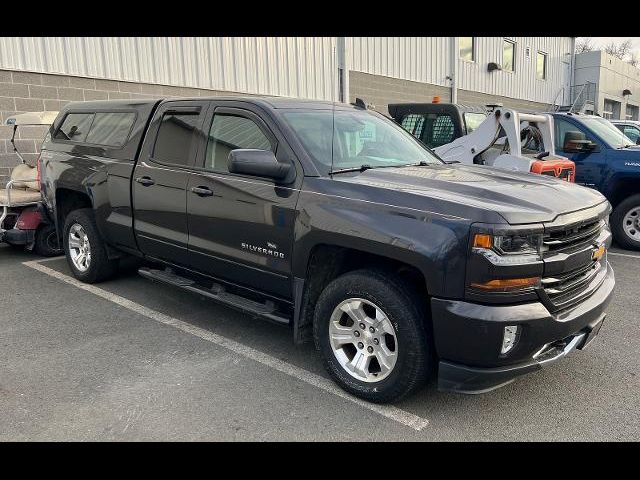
[61,96,363,112]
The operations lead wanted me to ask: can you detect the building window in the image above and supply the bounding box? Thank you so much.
[536,51,547,80]
[603,99,621,120]
[625,104,639,121]
[503,39,516,72]
[459,37,475,62]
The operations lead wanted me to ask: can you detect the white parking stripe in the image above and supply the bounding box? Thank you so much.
[608,251,640,260]
[22,259,429,432]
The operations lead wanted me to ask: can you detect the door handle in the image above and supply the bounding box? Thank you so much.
[190,186,214,197]
[135,176,155,187]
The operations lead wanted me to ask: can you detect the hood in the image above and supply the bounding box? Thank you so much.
[337,164,607,224]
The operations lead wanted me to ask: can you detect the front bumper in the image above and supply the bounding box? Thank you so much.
[433,261,615,394]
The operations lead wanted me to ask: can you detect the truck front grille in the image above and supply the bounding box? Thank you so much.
[543,219,603,253]
[542,260,603,309]
[541,217,607,310]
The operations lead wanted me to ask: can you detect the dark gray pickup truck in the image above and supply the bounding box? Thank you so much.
[39,97,615,403]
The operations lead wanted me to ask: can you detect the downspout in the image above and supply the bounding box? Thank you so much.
[336,37,350,103]
[449,37,458,104]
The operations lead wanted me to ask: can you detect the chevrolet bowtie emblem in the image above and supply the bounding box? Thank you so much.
[592,245,606,261]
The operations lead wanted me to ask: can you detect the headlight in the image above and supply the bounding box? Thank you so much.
[473,233,544,265]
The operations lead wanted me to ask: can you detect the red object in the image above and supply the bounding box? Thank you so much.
[15,208,43,230]
[530,159,576,182]
[36,153,42,187]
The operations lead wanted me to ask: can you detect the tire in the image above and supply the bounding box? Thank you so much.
[611,194,640,251]
[63,208,118,283]
[313,269,430,403]
[34,224,63,257]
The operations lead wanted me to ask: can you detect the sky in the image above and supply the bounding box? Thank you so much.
[579,37,640,57]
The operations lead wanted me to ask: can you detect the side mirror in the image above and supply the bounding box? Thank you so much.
[228,149,291,181]
[563,131,596,153]
[635,137,640,145]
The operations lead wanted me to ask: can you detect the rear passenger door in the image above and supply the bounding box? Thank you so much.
[132,100,208,264]
[185,103,300,300]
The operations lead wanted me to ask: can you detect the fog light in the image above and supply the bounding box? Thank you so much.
[501,325,520,355]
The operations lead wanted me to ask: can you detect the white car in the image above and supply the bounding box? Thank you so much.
[611,120,640,144]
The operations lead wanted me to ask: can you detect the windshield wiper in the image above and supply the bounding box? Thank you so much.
[329,164,373,175]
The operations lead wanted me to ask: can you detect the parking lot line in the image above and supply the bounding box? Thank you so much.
[608,251,640,260]
[22,259,429,432]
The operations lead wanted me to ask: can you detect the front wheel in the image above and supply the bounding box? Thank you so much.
[611,194,640,251]
[63,208,118,283]
[314,269,431,403]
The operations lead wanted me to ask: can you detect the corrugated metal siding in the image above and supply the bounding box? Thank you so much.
[349,37,573,105]
[348,37,452,87]
[457,37,573,105]
[0,37,339,101]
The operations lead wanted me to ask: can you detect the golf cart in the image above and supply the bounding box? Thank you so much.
[0,111,62,256]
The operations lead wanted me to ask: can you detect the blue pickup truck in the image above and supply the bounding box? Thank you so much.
[552,112,640,251]
[389,102,640,251]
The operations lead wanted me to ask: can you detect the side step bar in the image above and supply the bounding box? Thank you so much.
[138,267,290,325]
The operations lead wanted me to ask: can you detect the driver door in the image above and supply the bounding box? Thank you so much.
[554,116,605,189]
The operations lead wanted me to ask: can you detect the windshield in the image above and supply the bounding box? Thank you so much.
[282,109,442,174]
[581,117,635,148]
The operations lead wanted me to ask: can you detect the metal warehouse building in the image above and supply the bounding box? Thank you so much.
[0,36,575,185]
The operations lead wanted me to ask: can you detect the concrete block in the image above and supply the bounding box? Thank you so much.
[0,83,29,98]
[29,85,59,99]
[83,90,109,101]
[69,77,96,89]
[15,97,45,112]
[11,71,43,85]
[42,74,70,87]
[57,88,84,101]
[94,79,120,91]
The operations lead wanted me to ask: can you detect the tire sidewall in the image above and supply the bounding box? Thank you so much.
[612,194,640,251]
[314,271,429,402]
[63,209,114,283]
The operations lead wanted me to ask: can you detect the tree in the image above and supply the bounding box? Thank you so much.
[604,39,634,60]
[576,38,594,54]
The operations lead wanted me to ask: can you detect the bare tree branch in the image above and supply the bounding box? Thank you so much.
[576,38,594,54]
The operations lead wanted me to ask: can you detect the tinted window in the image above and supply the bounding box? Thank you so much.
[54,113,94,142]
[401,114,426,138]
[430,115,455,148]
[85,112,136,147]
[503,39,516,72]
[554,117,582,151]
[205,114,272,172]
[153,112,200,166]
[622,126,640,143]
[459,37,475,61]
[536,52,547,79]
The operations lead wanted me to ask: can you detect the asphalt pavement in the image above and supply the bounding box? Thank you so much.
[0,244,638,441]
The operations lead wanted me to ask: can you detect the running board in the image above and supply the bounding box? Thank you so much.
[138,267,290,325]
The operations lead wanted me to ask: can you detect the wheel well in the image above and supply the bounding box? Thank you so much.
[55,188,92,234]
[609,178,640,208]
[295,244,429,343]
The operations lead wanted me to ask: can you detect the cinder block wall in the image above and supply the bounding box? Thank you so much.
[0,69,234,186]
[349,71,451,116]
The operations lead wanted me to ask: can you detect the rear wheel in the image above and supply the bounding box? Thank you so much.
[611,194,640,251]
[34,224,63,257]
[314,269,430,403]
[63,208,118,283]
